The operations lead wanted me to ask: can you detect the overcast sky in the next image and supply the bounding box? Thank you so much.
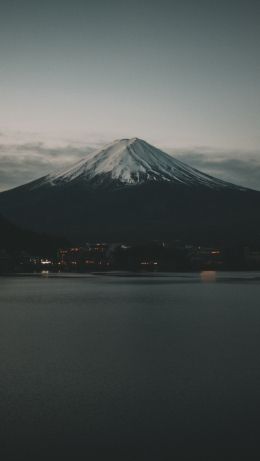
[0,0,259,190]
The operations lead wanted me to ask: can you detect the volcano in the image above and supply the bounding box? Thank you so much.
[0,138,259,244]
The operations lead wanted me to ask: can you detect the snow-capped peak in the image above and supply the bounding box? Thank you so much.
[41,137,244,190]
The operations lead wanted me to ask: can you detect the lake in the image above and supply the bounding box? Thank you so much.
[1,272,260,460]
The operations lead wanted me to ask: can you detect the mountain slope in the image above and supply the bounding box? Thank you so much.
[0,138,259,244]
[0,214,68,255]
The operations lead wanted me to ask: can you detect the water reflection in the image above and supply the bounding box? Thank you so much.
[200,270,217,283]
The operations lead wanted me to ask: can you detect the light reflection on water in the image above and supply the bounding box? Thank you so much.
[200,270,217,283]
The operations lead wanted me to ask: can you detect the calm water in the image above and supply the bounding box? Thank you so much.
[1,272,260,460]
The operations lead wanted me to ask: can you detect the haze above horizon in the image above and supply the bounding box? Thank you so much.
[1,0,259,148]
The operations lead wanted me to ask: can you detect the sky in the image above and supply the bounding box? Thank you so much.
[0,0,259,190]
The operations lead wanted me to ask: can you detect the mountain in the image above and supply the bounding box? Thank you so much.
[0,138,259,244]
[0,214,68,255]
[21,138,245,190]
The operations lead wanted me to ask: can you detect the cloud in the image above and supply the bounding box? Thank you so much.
[0,142,97,191]
[166,147,260,191]
[0,129,115,191]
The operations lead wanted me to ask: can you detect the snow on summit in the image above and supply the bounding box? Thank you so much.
[41,138,244,189]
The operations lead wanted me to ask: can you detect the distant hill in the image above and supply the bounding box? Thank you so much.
[0,214,68,255]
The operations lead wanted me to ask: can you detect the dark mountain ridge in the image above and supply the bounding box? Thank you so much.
[0,214,68,255]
